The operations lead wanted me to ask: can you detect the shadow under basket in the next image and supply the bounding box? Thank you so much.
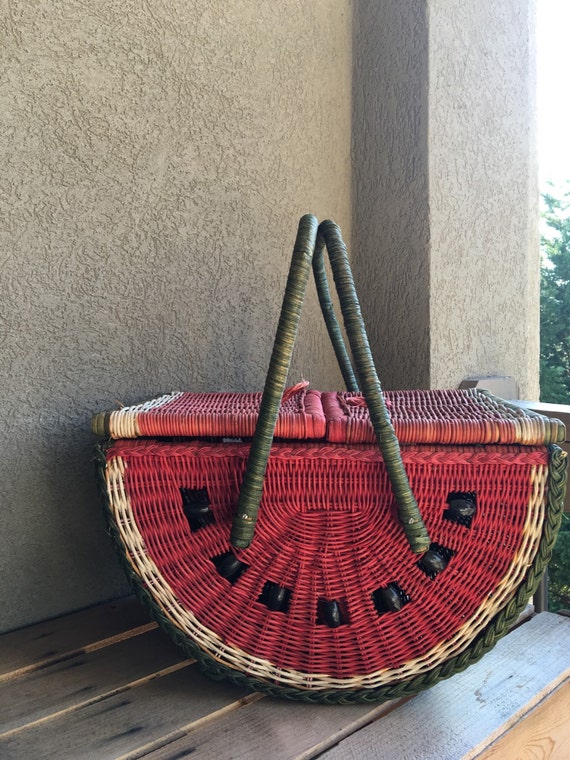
[93,216,567,704]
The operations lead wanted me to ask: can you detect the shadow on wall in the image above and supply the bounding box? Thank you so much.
[351,0,431,392]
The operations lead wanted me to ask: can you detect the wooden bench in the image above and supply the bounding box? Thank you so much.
[1,598,569,759]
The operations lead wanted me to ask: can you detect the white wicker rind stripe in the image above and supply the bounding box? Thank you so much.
[107,393,185,438]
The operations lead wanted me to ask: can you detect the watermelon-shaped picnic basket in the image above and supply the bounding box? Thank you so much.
[93,216,567,703]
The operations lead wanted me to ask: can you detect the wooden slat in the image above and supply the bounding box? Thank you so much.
[0,628,188,736]
[476,679,570,759]
[113,693,266,760]
[142,604,518,760]
[0,664,256,760]
[319,613,570,760]
[0,596,154,681]
[137,694,408,760]
[3,600,568,760]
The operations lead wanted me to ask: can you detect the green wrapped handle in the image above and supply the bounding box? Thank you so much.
[230,216,430,554]
[312,237,359,392]
[314,220,429,553]
[230,215,319,548]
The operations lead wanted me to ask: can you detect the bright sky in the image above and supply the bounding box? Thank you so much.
[537,0,570,189]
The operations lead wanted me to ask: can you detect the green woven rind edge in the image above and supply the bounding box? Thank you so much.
[91,412,111,437]
[95,443,567,705]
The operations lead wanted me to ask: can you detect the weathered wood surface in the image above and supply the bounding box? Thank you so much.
[0,628,187,735]
[320,613,570,760]
[477,679,570,760]
[138,693,405,760]
[0,596,155,681]
[1,598,569,760]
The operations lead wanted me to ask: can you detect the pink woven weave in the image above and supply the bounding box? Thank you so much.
[137,385,325,439]
[323,389,555,445]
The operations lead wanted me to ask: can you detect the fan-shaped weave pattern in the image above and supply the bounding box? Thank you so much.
[103,438,551,694]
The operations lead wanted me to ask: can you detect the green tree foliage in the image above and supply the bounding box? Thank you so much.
[540,184,570,403]
[540,184,570,610]
[549,515,570,612]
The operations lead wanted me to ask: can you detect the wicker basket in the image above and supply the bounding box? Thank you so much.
[93,216,567,703]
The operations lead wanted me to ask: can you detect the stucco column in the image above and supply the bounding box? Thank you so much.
[352,0,539,399]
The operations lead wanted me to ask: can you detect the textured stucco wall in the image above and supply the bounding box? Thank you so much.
[0,0,538,633]
[352,0,431,390]
[428,0,539,399]
[351,0,538,397]
[0,1,351,632]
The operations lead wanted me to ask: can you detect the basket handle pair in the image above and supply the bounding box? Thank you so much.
[230,215,430,554]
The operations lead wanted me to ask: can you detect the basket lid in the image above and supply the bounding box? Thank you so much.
[92,382,326,440]
[93,386,565,446]
[322,388,565,446]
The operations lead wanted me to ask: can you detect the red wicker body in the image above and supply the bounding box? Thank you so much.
[100,394,564,698]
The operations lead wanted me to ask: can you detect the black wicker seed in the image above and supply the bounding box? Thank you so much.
[448,495,476,518]
[373,583,406,613]
[180,487,214,532]
[417,543,456,580]
[321,600,343,628]
[214,552,248,584]
[260,581,291,612]
[186,502,211,516]
[372,582,411,616]
[443,492,476,528]
[421,549,447,574]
